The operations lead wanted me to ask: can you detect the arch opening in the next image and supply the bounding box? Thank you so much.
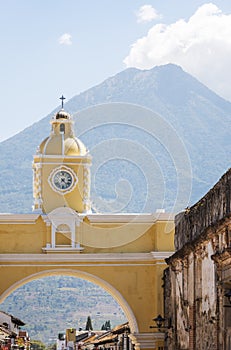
[0,269,138,343]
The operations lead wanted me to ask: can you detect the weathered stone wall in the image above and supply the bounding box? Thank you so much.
[165,168,231,349]
[165,243,219,350]
[175,168,231,250]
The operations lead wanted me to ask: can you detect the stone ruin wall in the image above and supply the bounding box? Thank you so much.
[165,242,220,349]
[175,168,231,250]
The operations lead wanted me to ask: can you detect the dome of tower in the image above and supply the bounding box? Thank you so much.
[38,137,49,154]
[37,106,88,156]
[38,136,87,156]
[64,137,87,156]
[55,109,71,120]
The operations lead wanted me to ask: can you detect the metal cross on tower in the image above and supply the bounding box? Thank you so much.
[59,95,66,108]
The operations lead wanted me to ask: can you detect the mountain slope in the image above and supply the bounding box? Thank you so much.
[0,276,126,344]
[0,64,231,213]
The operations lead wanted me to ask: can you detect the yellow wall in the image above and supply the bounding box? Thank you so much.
[0,214,174,350]
[0,216,174,254]
[0,260,165,331]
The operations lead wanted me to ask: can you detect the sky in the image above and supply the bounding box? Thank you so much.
[0,0,231,142]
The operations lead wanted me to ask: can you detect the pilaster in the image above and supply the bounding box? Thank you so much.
[129,332,164,350]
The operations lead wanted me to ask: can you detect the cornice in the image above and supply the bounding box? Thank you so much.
[0,214,39,224]
[150,251,175,259]
[130,332,164,349]
[0,213,174,225]
[211,247,231,266]
[86,213,175,223]
[0,251,173,264]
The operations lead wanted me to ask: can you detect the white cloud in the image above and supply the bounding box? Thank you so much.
[136,5,161,23]
[125,3,231,101]
[58,33,72,45]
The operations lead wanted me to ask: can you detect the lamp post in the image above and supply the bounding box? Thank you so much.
[150,314,171,332]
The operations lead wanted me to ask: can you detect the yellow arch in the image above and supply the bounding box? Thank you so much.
[0,268,139,333]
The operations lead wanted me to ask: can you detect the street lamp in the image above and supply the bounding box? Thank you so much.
[150,314,171,331]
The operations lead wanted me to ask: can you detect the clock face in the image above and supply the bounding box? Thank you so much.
[48,166,78,194]
[53,170,73,190]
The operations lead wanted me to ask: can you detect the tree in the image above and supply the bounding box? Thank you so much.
[101,320,111,331]
[105,320,111,330]
[85,316,93,331]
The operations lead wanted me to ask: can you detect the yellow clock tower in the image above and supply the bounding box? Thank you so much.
[32,97,91,214]
[0,96,175,350]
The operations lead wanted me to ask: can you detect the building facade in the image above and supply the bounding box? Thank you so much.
[0,311,29,350]
[164,168,231,349]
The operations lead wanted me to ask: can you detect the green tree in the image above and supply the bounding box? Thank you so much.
[105,320,111,330]
[101,320,111,331]
[85,316,93,331]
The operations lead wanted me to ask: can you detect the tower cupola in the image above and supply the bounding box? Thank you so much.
[32,96,91,214]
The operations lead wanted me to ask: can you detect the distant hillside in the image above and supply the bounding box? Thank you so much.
[0,63,231,213]
[0,276,126,345]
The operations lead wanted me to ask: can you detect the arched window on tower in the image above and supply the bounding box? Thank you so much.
[60,123,65,134]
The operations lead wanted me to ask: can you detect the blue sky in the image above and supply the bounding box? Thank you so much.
[0,0,231,142]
